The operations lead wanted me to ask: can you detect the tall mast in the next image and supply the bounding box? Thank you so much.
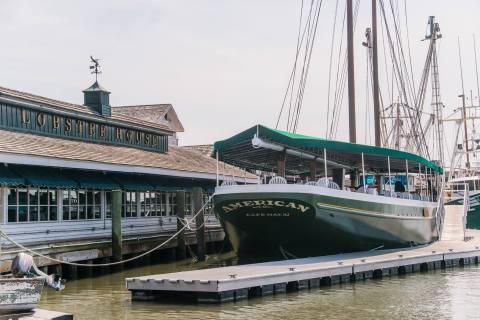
[458,37,470,169]
[347,0,356,143]
[371,0,381,147]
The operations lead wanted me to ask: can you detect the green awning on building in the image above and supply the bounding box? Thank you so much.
[213,124,443,174]
[0,165,26,186]
[12,166,78,189]
[111,173,155,191]
[65,170,121,190]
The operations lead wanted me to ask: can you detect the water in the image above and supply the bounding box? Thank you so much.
[39,253,480,320]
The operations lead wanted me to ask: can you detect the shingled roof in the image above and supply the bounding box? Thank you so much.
[0,129,257,180]
[114,104,185,133]
[0,86,173,134]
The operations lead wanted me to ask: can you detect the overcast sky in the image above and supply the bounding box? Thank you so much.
[1,0,479,155]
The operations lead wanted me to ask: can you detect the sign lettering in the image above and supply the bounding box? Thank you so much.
[0,103,168,152]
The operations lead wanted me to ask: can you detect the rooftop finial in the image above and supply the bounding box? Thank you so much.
[89,56,102,82]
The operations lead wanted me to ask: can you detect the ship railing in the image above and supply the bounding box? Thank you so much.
[219,178,435,203]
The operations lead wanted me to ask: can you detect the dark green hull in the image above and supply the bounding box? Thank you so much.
[214,186,437,260]
[446,191,480,229]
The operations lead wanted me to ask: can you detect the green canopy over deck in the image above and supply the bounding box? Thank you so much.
[213,125,443,175]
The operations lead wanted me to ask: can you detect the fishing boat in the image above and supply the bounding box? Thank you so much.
[0,276,45,314]
[0,253,65,314]
[445,176,480,229]
[212,125,443,259]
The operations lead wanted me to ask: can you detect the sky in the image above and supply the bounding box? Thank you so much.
[1,0,479,159]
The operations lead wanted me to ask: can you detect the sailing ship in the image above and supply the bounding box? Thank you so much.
[212,125,442,259]
[211,1,447,259]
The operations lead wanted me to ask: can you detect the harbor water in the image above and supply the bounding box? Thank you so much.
[39,252,480,320]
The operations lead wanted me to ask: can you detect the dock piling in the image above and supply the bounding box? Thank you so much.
[111,190,123,262]
[193,187,205,261]
[175,191,187,260]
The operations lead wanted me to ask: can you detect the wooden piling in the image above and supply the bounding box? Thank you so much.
[193,187,205,261]
[111,190,123,262]
[176,191,187,260]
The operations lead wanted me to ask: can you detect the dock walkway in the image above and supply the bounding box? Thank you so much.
[126,205,476,304]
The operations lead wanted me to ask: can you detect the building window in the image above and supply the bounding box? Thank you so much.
[122,191,137,218]
[106,191,112,219]
[62,189,101,220]
[7,187,58,223]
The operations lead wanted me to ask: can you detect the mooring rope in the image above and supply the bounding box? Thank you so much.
[0,195,214,268]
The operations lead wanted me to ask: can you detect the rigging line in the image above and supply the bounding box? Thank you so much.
[293,0,323,133]
[291,0,315,132]
[288,0,314,131]
[380,0,426,156]
[474,34,480,112]
[275,0,305,129]
[325,0,340,137]
[288,0,316,132]
[403,0,416,98]
[458,36,466,97]
[379,9,393,107]
[289,0,314,131]
[388,0,417,108]
[329,2,347,137]
[0,195,215,268]
[330,0,360,139]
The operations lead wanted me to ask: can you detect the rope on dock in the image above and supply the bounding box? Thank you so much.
[0,195,214,268]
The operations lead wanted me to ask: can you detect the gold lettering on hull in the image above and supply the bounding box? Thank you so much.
[221,200,311,214]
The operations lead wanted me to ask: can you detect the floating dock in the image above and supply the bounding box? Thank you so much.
[126,205,478,303]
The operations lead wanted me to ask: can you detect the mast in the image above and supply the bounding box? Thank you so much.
[458,37,470,169]
[347,0,356,143]
[371,0,381,147]
[461,93,471,169]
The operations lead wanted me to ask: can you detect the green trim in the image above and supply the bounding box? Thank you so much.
[0,166,25,186]
[213,124,443,173]
[12,166,78,189]
[66,170,120,190]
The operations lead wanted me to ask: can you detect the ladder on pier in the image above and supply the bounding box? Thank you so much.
[441,205,466,241]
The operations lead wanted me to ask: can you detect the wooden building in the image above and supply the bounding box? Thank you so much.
[0,80,257,271]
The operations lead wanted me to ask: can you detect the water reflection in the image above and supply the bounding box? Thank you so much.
[40,253,480,320]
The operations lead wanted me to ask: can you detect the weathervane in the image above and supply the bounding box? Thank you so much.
[89,56,102,82]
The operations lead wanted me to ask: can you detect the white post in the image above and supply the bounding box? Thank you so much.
[361,153,366,189]
[405,159,409,192]
[323,148,328,183]
[216,151,219,187]
[419,163,423,197]
[387,156,392,196]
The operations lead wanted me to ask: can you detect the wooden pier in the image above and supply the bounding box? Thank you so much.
[126,205,477,304]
